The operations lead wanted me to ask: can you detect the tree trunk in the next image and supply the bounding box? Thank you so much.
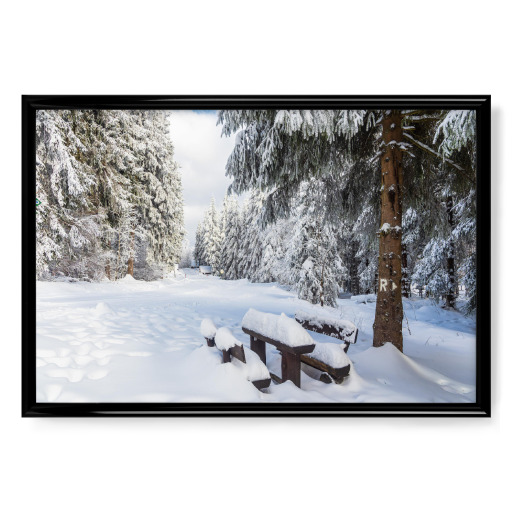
[401,243,410,298]
[127,230,135,277]
[349,244,360,296]
[445,195,456,309]
[115,231,121,281]
[373,111,404,352]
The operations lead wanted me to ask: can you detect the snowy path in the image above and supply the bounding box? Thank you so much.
[36,271,476,403]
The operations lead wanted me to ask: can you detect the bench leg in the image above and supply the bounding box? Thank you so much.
[222,349,231,363]
[250,336,266,365]
[281,352,301,388]
[205,337,215,348]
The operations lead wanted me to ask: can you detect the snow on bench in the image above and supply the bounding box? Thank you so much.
[301,343,351,384]
[199,320,271,390]
[295,309,358,351]
[200,318,217,347]
[242,308,315,348]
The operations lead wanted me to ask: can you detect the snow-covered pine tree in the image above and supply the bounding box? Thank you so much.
[36,110,108,279]
[285,180,345,307]
[179,238,193,268]
[36,109,185,281]
[404,110,476,311]
[200,198,222,273]
[194,221,205,266]
[219,194,241,279]
[130,111,185,279]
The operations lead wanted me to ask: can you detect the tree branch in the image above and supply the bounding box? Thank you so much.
[403,133,476,185]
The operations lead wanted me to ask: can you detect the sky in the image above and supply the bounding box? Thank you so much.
[168,110,237,247]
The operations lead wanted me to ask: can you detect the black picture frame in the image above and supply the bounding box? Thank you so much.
[22,95,491,417]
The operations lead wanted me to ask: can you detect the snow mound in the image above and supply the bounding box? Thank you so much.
[214,327,242,351]
[200,318,217,339]
[93,302,115,316]
[242,308,314,348]
[350,343,472,400]
[350,294,376,304]
[119,274,136,282]
[295,309,357,343]
[232,348,271,382]
[310,342,351,368]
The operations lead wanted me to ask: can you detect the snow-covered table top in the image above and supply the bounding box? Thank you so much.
[242,308,315,353]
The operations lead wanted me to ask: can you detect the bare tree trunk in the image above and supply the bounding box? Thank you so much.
[373,111,404,352]
[320,262,324,307]
[445,195,456,309]
[127,230,135,277]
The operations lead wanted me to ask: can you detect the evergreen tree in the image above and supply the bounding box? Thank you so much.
[199,198,222,273]
[219,194,241,279]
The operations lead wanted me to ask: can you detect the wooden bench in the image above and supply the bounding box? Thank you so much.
[294,310,356,384]
[200,319,271,390]
[241,309,316,388]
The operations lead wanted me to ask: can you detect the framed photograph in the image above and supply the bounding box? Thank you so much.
[22,96,491,416]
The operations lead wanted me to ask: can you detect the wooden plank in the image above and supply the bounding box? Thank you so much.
[205,337,215,348]
[252,378,271,390]
[282,351,302,387]
[300,354,350,381]
[269,372,283,384]
[229,344,246,363]
[242,327,315,355]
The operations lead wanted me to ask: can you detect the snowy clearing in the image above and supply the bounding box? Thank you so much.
[36,270,476,403]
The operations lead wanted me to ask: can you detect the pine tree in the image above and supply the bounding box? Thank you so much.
[219,194,241,279]
[286,180,345,307]
[199,198,222,273]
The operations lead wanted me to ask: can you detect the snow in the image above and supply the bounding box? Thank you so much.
[295,309,357,343]
[36,270,476,403]
[242,308,314,348]
[232,347,270,382]
[350,294,376,304]
[200,318,217,339]
[380,222,391,234]
[310,342,351,368]
[214,326,242,351]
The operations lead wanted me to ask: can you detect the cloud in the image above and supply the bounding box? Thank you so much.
[168,110,237,246]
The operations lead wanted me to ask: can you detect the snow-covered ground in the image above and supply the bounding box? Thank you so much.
[36,270,476,403]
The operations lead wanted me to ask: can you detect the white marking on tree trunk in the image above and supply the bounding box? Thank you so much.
[380,279,388,292]
[392,281,398,291]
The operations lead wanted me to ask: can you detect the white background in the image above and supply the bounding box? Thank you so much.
[1,1,508,511]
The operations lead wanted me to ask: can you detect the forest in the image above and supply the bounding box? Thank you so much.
[35,108,477,404]
[36,109,185,282]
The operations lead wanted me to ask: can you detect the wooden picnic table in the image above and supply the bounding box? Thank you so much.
[242,327,315,388]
